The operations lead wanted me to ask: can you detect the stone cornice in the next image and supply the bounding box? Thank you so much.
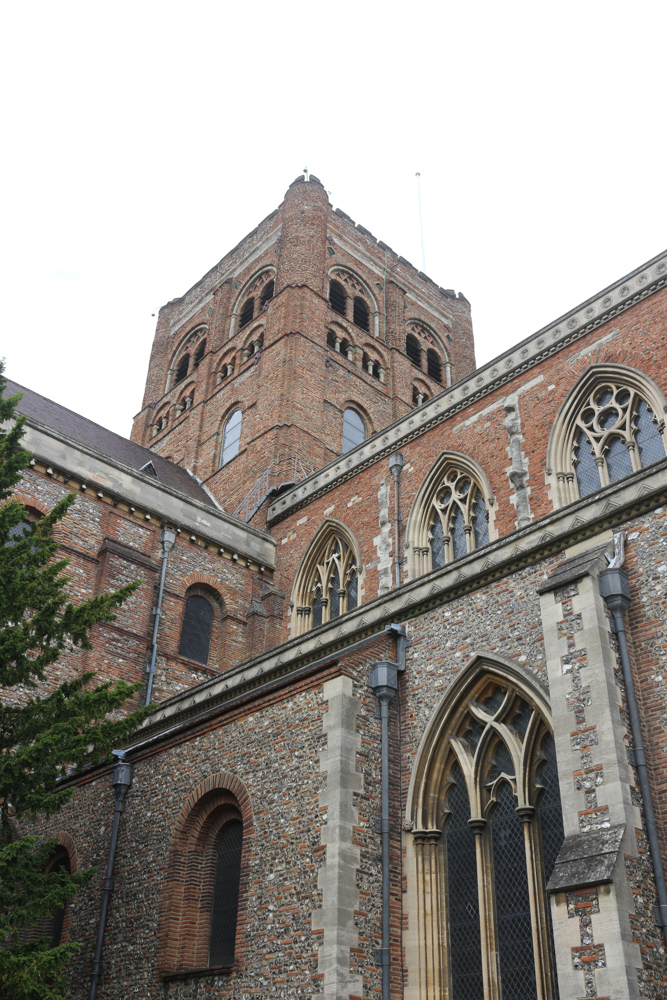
[267,249,667,525]
[136,456,667,741]
[19,419,276,570]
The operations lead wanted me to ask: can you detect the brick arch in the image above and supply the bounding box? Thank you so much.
[159,773,253,977]
[10,493,50,517]
[179,573,227,600]
[176,582,228,669]
[51,830,79,873]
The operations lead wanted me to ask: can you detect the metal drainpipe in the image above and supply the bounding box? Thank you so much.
[389,452,405,589]
[88,752,134,1000]
[370,629,406,1000]
[599,562,667,943]
[145,526,177,706]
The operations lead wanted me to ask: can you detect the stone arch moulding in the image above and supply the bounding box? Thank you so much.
[405,317,450,365]
[545,362,667,509]
[403,449,497,581]
[229,266,277,340]
[166,325,208,392]
[328,265,380,338]
[405,651,552,831]
[289,518,364,637]
[159,772,254,979]
[403,652,559,1000]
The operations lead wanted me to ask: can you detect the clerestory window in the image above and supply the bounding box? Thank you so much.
[220,409,242,466]
[342,407,365,452]
[429,467,489,568]
[292,526,360,635]
[179,594,214,665]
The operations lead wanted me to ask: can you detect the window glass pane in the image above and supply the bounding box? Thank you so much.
[472,491,489,548]
[342,409,365,452]
[312,591,322,629]
[221,410,242,466]
[209,819,243,967]
[574,430,600,497]
[447,763,483,1000]
[179,595,214,664]
[538,733,565,1000]
[329,565,340,619]
[431,517,445,568]
[450,506,466,560]
[492,781,537,999]
[636,401,666,467]
[347,569,357,611]
[605,436,633,483]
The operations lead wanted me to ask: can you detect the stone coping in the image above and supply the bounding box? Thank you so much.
[267,249,667,525]
[136,456,667,739]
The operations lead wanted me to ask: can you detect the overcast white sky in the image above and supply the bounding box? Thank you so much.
[1,2,665,438]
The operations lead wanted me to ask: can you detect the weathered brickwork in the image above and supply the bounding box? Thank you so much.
[9,190,667,999]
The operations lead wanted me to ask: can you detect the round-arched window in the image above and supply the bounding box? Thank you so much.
[342,408,365,453]
[220,410,242,466]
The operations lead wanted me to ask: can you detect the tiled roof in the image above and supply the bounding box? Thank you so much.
[6,380,216,508]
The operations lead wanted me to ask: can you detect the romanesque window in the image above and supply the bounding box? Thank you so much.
[239,298,254,330]
[175,354,190,384]
[412,386,429,407]
[547,365,667,507]
[427,348,442,383]
[406,334,421,367]
[194,340,206,367]
[408,662,563,1000]
[291,523,360,635]
[160,776,249,978]
[260,279,274,308]
[329,279,346,316]
[353,296,370,332]
[179,594,214,665]
[220,409,242,466]
[209,819,243,966]
[342,407,365,452]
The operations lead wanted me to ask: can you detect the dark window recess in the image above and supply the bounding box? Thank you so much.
[260,279,275,308]
[175,354,190,384]
[347,570,358,611]
[329,564,341,620]
[362,353,380,379]
[178,595,214,665]
[537,734,565,1000]
[194,340,206,366]
[312,590,323,628]
[492,772,537,1000]
[209,819,243,967]
[574,431,601,498]
[472,490,489,549]
[412,387,428,406]
[406,335,421,367]
[239,298,254,329]
[353,297,370,332]
[329,280,346,316]
[427,349,442,383]
[447,763,483,1000]
[327,330,337,350]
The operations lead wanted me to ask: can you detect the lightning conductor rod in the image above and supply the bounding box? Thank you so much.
[415,171,426,272]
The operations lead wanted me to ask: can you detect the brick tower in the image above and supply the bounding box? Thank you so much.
[131,175,475,524]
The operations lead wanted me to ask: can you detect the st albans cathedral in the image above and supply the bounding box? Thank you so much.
[7,174,667,1000]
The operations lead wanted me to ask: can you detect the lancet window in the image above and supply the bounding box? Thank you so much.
[291,525,360,635]
[547,365,667,507]
[409,665,564,1000]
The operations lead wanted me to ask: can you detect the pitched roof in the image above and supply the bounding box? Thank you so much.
[6,380,216,508]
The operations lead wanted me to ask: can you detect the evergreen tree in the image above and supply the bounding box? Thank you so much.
[0,364,152,998]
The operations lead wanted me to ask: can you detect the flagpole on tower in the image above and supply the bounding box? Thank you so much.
[416,172,426,272]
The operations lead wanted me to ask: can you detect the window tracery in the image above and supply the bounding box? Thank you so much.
[291,524,361,635]
[408,662,563,1000]
[407,454,493,578]
[547,365,667,507]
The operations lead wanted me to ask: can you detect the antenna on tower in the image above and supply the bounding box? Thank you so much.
[415,172,426,272]
[303,166,309,182]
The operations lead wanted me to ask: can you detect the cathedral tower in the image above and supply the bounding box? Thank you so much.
[131,176,475,522]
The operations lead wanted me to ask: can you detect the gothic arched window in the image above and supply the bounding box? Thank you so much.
[291,524,360,635]
[342,407,365,452]
[220,409,242,466]
[547,365,667,508]
[409,664,564,1000]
